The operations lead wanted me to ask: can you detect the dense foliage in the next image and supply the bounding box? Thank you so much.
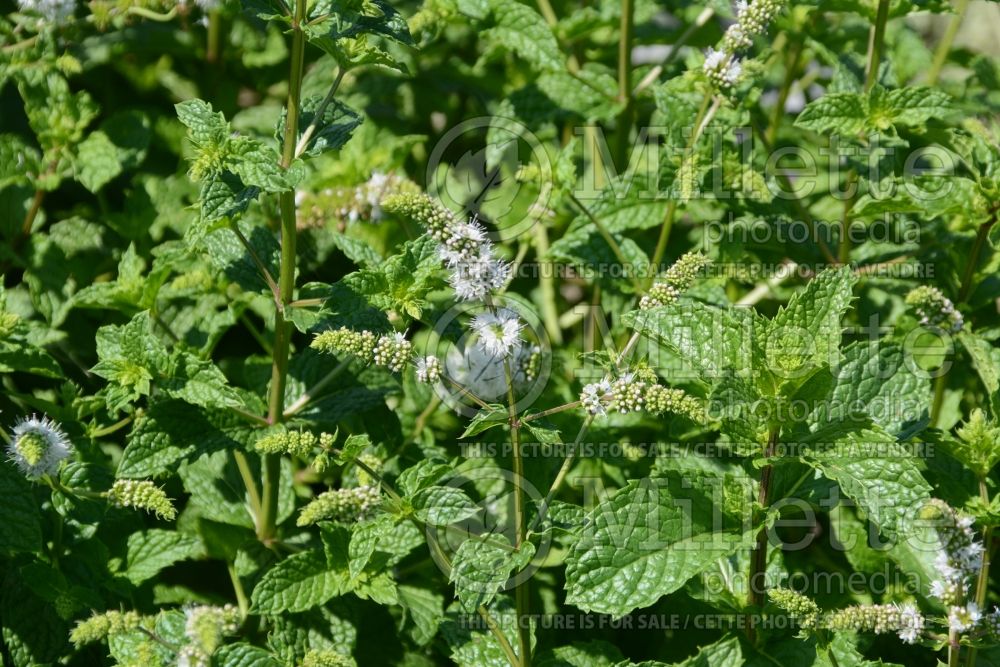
[2,0,1000,665]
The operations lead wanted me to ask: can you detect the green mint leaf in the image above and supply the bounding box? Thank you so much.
[795,93,868,134]
[213,643,284,667]
[564,475,754,617]
[765,267,855,386]
[125,529,204,584]
[411,486,481,526]
[250,549,348,614]
[485,0,562,71]
[799,422,931,536]
[75,130,122,193]
[118,400,255,478]
[0,461,44,554]
[450,535,534,612]
[398,585,445,646]
[441,596,534,667]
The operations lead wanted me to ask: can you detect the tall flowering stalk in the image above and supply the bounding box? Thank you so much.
[701,0,784,90]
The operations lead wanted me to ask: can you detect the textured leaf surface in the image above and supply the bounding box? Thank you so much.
[451,535,534,611]
[126,529,204,584]
[564,475,753,617]
[0,461,43,554]
[250,549,348,614]
[485,0,562,71]
[800,424,931,536]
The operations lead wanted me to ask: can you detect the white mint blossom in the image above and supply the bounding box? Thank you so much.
[6,415,72,478]
[580,380,612,416]
[949,603,981,633]
[896,602,924,644]
[703,47,727,71]
[381,194,511,302]
[16,0,75,22]
[415,355,442,384]
[472,309,523,358]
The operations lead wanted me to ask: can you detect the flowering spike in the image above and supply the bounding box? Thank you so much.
[643,385,706,422]
[311,327,378,359]
[825,602,924,644]
[297,485,380,526]
[183,604,240,656]
[768,589,820,629]
[381,192,460,242]
[6,414,73,479]
[69,610,143,646]
[254,430,321,458]
[108,479,177,520]
[415,355,443,383]
[906,285,964,332]
[302,649,355,667]
[312,327,412,373]
[381,193,509,302]
[298,172,419,228]
[640,252,711,309]
[372,332,413,372]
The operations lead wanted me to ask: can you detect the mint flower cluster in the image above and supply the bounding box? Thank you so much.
[297,485,381,526]
[255,429,335,459]
[415,355,443,383]
[472,308,524,358]
[302,649,356,667]
[769,589,924,644]
[640,252,712,309]
[767,588,820,629]
[107,479,177,520]
[703,0,784,88]
[381,193,510,302]
[580,373,704,421]
[69,610,143,646]
[16,0,76,24]
[906,285,964,333]
[177,604,240,667]
[6,414,73,479]
[826,602,925,644]
[922,499,991,637]
[312,327,412,373]
[299,171,418,228]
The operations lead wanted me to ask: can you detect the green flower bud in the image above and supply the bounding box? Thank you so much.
[312,327,378,361]
[184,604,240,656]
[108,479,177,520]
[768,588,820,629]
[69,610,143,646]
[313,451,332,474]
[906,285,963,332]
[355,453,382,487]
[611,374,647,414]
[640,252,711,309]
[255,430,319,458]
[297,485,381,526]
[644,385,705,422]
[380,192,460,242]
[372,332,412,373]
[301,649,356,667]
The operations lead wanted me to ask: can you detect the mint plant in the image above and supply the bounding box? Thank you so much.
[2,0,1000,665]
